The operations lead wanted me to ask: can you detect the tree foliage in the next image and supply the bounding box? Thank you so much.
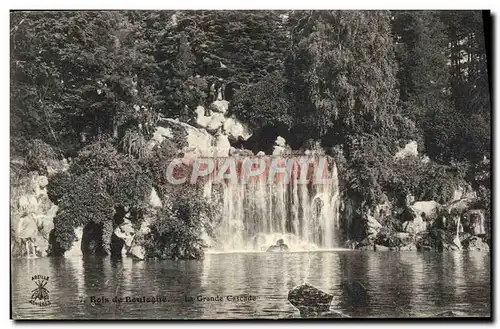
[230,71,292,130]
[287,11,400,141]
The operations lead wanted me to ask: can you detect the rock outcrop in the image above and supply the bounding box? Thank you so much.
[394,140,418,159]
[223,116,252,142]
[150,100,252,158]
[272,136,288,156]
[411,201,441,221]
[149,188,163,209]
[210,100,229,114]
[11,172,60,257]
[401,215,427,234]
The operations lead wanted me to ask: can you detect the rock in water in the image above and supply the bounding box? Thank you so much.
[288,283,333,316]
[266,239,289,252]
[130,245,146,260]
[434,310,469,317]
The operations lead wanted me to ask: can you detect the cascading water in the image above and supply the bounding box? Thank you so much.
[207,156,341,252]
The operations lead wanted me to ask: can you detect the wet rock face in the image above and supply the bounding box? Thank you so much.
[288,283,333,316]
[65,226,84,257]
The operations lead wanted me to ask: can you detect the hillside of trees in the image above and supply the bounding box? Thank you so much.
[10,10,491,257]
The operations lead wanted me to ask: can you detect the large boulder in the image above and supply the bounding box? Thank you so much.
[18,195,38,213]
[210,100,229,114]
[394,140,418,159]
[194,105,210,128]
[149,126,173,148]
[129,245,146,260]
[411,201,441,221]
[206,112,225,133]
[152,118,214,157]
[402,214,427,234]
[214,133,231,157]
[288,283,333,316]
[149,188,162,209]
[223,116,253,141]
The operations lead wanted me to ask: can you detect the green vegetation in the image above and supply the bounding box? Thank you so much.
[143,184,216,260]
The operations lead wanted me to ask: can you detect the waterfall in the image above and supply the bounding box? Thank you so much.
[453,216,463,250]
[208,156,340,252]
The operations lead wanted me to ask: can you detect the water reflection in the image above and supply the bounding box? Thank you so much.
[12,251,490,319]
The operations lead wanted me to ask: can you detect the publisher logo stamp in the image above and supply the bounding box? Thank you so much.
[30,275,51,306]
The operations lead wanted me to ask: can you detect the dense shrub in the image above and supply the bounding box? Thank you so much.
[230,71,292,130]
[143,184,216,260]
[47,171,72,205]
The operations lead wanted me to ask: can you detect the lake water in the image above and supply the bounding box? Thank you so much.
[11,251,490,319]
